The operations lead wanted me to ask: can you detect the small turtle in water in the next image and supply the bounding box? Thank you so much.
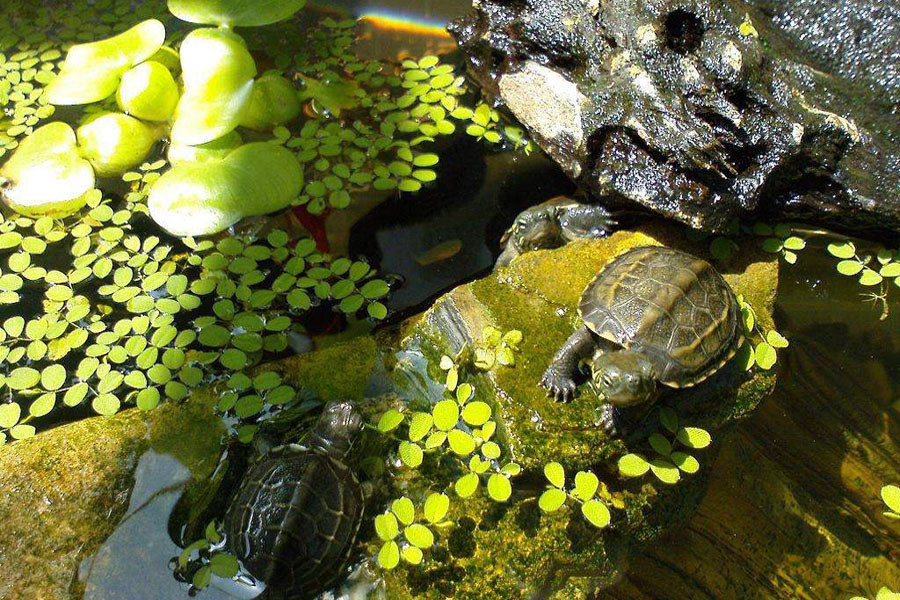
[539,246,743,434]
[224,401,366,599]
[496,197,618,268]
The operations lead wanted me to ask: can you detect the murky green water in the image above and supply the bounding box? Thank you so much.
[1,1,898,599]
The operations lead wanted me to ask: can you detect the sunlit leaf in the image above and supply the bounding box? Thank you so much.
[45,19,166,105]
[171,28,257,145]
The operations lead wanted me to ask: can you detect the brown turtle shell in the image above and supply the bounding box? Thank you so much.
[225,443,364,600]
[579,246,742,387]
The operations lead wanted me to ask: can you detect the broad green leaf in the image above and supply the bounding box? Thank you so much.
[648,432,672,456]
[432,400,459,431]
[538,488,567,512]
[766,330,789,348]
[92,393,121,416]
[376,409,404,433]
[461,401,491,426]
[240,73,301,130]
[374,512,398,541]
[40,364,66,391]
[149,142,303,236]
[8,367,40,390]
[423,493,450,524]
[487,474,512,502]
[44,19,166,105]
[581,499,611,528]
[836,260,864,276]
[117,61,179,122]
[676,427,712,449]
[649,458,681,484]
[618,453,650,477]
[168,131,243,166]
[0,403,21,428]
[826,241,856,259]
[754,341,777,370]
[404,524,434,548]
[168,0,306,27]
[454,472,479,498]
[171,28,257,146]
[447,430,476,456]
[670,451,700,474]
[881,485,900,513]
[77,112,163,177]
[377,541,400,569]
[209,553,239,578]
[398,441,423,468]
[543,462,565,488]
[408,412,433,442]
[391,497,415,525]
[401,546,424,565]
[573,471,599,501]
[0,122,94,218]
[10,424,36,440]
[859,269,883,286]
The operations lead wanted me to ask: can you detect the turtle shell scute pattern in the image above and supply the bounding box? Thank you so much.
[579,246,741,387]
[225,444,364,599]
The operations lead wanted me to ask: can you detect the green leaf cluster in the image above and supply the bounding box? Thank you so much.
[850,587,900,600]
[175,520,240,591]
[374,493,451,569]
[736,294,788,371]
[881,484,900,520]
[827,240,900,319]
[537,462,613,528]
[618,408,711,485]
[753,222,806,265]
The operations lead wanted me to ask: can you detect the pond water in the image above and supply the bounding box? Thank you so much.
[0,1,898,600]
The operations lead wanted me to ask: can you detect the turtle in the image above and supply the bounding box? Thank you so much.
[224,401,366,600]
[496,197,618,268]
[539,245,743,435]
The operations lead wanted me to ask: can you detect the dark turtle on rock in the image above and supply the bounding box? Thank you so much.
[496,197,618,268]
[539,246,743,435]
[224,401,366,599]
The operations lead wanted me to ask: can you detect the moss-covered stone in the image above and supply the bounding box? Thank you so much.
[0,391,224,600]
[375,223,778,600]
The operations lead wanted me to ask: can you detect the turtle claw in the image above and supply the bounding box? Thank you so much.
[540,368,577,402]
[599,405,619,436]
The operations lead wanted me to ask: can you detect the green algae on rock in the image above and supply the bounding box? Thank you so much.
[0,390,224,600]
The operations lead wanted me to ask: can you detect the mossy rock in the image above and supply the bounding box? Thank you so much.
[0,392,224,600]
[379,223,779,599]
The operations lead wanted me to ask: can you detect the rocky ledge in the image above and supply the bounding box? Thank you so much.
[449,0,900,236]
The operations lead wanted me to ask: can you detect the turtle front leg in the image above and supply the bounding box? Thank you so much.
[540,326,595,402]
[558,203,618,243]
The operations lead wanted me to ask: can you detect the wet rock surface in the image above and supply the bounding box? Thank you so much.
[449,0,900,236]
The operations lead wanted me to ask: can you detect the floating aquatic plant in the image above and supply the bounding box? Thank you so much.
[116,60,180,122]
[537,462,613,529]
[827,240,900,320]
[881,484,900,520]
[736,294,788,370]
[77,112,163,177]
[0,121,95,217]
[374,493,451,569]
[148,141,304,236]
[618,408,711,484]
[175,520,240,591]
[850,589,900,600]
[167,0,306,28]
[170,27,257,146]
[44,19,166,106]
[240,71,301,131]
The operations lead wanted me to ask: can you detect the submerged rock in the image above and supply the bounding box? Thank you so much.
[449,0,900,236]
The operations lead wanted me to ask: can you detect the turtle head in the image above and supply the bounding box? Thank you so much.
[311,401,363,454]
[591,351,657,407]
[496,207,562,268]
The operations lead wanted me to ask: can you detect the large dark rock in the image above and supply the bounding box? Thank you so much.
[449,0,900,236]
